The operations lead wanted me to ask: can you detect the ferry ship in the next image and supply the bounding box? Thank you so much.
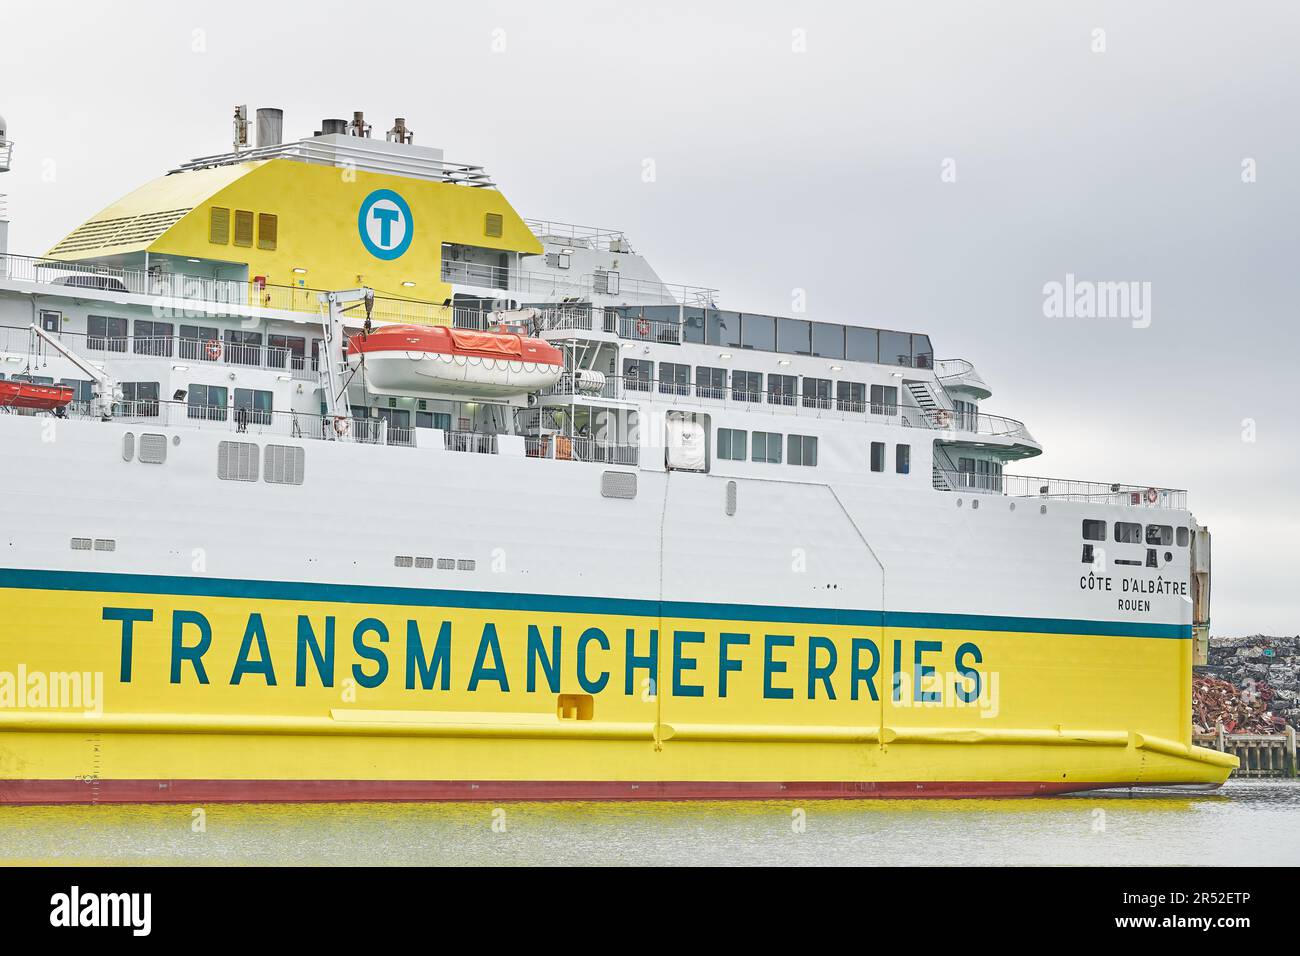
[0,108,1234,802]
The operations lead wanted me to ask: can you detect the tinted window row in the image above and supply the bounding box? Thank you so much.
[1083,519,1189,546]
[718,428,818,466]
[626,360,899,412]
[606,305,934,368]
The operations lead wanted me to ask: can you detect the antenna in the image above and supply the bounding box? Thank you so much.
[232,105,249,151]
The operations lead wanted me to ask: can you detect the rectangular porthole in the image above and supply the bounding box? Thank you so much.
[457,559,476,571]
[71,537,93,551]
[93,539,116,552]
[437,558,456,570]
[394,555,414,568]
[414,557,434,569]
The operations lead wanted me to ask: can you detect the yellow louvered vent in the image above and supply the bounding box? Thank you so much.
[257,213,278,250]
[233,210,254,247]
[210,207,230,244]
[49,208,192,256]
[484,212,503,238]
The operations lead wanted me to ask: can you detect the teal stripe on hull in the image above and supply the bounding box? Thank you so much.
[0,567,1192,640]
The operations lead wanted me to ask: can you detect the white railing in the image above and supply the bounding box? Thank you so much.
[935,469,1188,509]
[524,219,632,252]
[0,252,455,327]
[524,434,639,465]
[444,430,497,455]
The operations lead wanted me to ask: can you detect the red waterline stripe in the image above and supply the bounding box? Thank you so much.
[0,778,1122,804]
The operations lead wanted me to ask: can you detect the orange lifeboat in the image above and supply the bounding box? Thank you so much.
[346,325,564,399]
[0,381,75,411]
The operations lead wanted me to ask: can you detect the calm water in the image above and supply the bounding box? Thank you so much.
[0,780,1296,866]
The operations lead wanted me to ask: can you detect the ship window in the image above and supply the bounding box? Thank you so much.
[233,210,255,247]
[801,377,832,409]
[788,434,818,467]
[209,207,230,245]
[268,335,306,371]
[623,358,652,392]
[696,366,727,400]
[257,213,278,250]
[224,330,263,366]
[188,384,228,421]
[718,428,747,461]
[896,444,910,474]
[776,318,811,355]
[811,322,845,359]
[1082,519,1106,541]
[880,330,912,367]
[845,327,879,363]
[1177,527,1190,547]
[836,381,866,413]
[1082,544,1094,564]
[752,431,782,464]
[912,335,934,370]
[233,388,273,426]
[741,314,776,351]
[767,374,796,406]
[731,370,762,403]
[658,362,690,396]
[484,213,504,238]
[870,441,885,472]
[1145,524,1173,546]
[1146,548,1158,568]
[40,310,61,333]
[707,311,742,348]
[1114,522,1142,544]
[179,325,220,360]
[120,382,160,417]
[869,384,898,416]
[133,319,173,357]
[87,315,128,353]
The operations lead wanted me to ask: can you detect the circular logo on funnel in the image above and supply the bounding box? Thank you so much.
[358,189,413,260]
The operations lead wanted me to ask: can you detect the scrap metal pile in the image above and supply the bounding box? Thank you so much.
[1193,674,1287,735]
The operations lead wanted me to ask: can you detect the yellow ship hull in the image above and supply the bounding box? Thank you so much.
[0,571,1235,802]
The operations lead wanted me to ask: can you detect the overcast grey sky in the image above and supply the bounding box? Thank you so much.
[2,1,1296,634]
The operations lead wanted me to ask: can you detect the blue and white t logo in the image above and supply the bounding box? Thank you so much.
[358,188,414,260]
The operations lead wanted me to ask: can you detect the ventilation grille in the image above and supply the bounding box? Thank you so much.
[264,444,305,485]
[258,213,278,250]
[70,537,92,551]
[601,471,637,499]
[209,207,230,244]
[233,210,254,247]
[138,433,168,464]
[484,212,503,237]
[49,208,192,255]
[217,441,259,481]
[726,480,738,516]
[122,432,135,462]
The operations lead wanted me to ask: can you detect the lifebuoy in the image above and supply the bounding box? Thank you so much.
[205,338,222,360]
[1145,487,1159,504]
[635,317,650,336]
[333,416,350,437]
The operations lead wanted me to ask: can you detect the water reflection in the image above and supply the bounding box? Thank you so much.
[0,780,1295,866]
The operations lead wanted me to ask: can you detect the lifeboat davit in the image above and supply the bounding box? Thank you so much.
[0,381,75,411]
[346,325,563,399]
